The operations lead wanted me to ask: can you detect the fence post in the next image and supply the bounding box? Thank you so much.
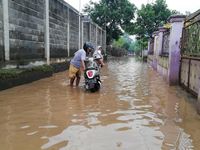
[152,31,159,70]
[82,21,84,48]
[158,27,166,55]
[157,27,168,76]
[104,30,106,51]
[197,77,200,114]
[89,22,91,42]
[45,0,50,65]
[67,6,70,57]
[78,2,81,49]
[147,40,151,54]
[101,30,103,46]
[3,0,9,61]
[96,25,98,48]
[168,15,185,85]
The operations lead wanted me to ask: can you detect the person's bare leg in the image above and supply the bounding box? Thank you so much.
[70,77,75,86]
[76,76,81,86]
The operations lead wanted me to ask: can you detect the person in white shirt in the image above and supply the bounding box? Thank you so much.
[93,46,105,67]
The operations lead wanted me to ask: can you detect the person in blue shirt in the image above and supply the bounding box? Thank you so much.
[69,42,94,86]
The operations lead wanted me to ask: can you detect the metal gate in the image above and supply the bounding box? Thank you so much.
[180,10,200,96]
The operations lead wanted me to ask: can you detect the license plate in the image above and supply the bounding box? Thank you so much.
[85,79,96,83]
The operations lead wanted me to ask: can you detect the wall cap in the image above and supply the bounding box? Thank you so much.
[158,27,168,32]
[168,15,186,23]
[152,31,159,37]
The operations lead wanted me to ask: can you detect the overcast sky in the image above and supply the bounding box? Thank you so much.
[64,0,199,14]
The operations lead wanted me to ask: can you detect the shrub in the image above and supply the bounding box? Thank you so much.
[0,69,24,80]
[26,65,54,73]
[0,65,54,80]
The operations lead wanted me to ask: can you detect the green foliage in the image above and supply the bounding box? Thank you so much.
[113,38,124,48]
[113,37,129,49]
[130,0,173,49]
[84,0,177,53]
[84,0,136,44]
[129,42,135,51]
[127,39,148,55]
[112,35,147,56]
[0,65,54,80]
[113,33,149,55]
[28,65,54,73]
[182,21,200,56]
[106,46,128,57]
[123,42,130,50]
[112,34,134,51]
[0,69,24,80]
[132,41,142,55]
[153,0,171,27]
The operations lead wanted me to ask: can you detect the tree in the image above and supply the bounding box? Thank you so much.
[128,40,146,55]
[129,42,135,52]
[113,37,126,48]
[84,0,136,44]
[113,34,133,50]
[133,41,141,55]
[131,0,173,48]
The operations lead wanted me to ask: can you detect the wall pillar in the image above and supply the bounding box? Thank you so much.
[157,27,166,55]
[45,0,50,65]
[3,0,10,61]
[104,30,106,50]
[96,25,98,48]
[147,40,151,53]
[67,7,70,57]
[81,21,83,47]
[157,27,167,75]
[152,31,159,70]
[101,30,103,46]
[78,9,81,49]
[168,15,185,85]
[197,77,200,114]
[89,22,91,42]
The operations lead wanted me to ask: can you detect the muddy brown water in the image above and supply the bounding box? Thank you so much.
[0,57,200,150]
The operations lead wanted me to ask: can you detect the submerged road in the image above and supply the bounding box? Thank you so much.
[0,57,200,150]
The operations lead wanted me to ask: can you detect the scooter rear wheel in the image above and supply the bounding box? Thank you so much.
[90,83,100,92]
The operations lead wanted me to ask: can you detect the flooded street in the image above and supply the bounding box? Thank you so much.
[0,57,200,150]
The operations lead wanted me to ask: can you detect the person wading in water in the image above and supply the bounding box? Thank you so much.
[68,42,94,86]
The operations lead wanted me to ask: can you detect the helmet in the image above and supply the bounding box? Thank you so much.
[83,42,94,51]
[93,51,102,60]
[97,46,102,50]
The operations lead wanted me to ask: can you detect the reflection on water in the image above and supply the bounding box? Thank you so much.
[0,57,200,150]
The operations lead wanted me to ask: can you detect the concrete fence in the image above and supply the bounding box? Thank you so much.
[148,11,200,113]
[147,15,186,85]
[0,0,106,66]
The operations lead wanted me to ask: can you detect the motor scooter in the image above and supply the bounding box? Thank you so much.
[84,57,101,92]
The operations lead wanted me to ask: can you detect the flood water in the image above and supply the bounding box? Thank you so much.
[0,57,200,150]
